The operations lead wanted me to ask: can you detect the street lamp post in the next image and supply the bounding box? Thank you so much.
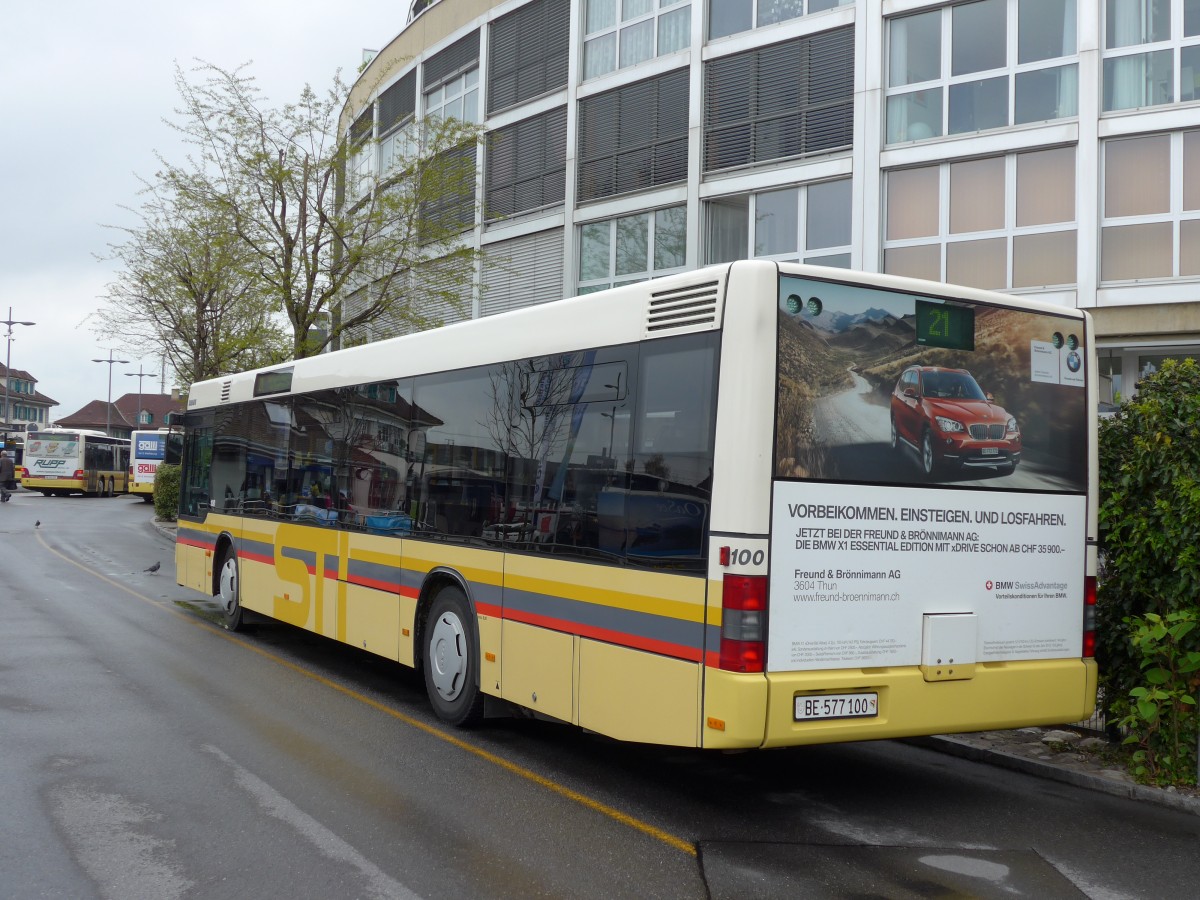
[92,350,130,436]
[124,364,153,429]
[2,307,36,431]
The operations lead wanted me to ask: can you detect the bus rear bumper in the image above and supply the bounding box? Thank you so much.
[702,658,1097,749]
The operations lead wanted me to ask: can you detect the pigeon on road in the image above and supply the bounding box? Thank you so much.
[144,561,161,574]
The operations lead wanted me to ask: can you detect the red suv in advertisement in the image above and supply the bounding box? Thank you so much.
[890,366,1020,477]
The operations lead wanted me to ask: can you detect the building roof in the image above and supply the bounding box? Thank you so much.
[55,400,134,432]
[0,362,58,406]
[114,392,185,424]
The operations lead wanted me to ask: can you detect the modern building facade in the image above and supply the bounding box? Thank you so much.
[342,0,1200,405]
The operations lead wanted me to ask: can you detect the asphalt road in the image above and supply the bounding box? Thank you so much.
[3,491,1198,899]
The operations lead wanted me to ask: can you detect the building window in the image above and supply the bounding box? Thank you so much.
[488,0,570,113]
[1101,131,1200,281]
[1102,0,1200,111]
[582,0,692,81]
[347,109,375,199]
[883,147,1077,291]
[708,0,853,41]
[704,27,854,173]
[886,0,1079,144]
[423,30,481,123]
[578,205,687,293]
[426,69,480,124]
[577,69,689,202]
[485,107,567,220]
[379,71,417,175]
[705,178,851,267]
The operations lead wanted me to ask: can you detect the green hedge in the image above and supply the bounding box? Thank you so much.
[153,463,180,522]
[1098,358,1200,784]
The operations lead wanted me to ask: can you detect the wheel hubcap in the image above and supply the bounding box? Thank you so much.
[219,559,238,613]
[429,612,467,701]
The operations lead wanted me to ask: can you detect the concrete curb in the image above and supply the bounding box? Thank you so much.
[912,735,1200,817]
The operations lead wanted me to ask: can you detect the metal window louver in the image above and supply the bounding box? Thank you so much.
[488,0,570,115]
[646,280,721,335]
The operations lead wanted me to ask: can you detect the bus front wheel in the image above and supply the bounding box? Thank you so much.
[217,549,245,631]
[423,586,484,727]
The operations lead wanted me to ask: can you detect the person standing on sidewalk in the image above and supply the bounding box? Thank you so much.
[0,450,14,502]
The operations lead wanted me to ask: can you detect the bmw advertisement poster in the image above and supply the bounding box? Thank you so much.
[768,275,1088,672]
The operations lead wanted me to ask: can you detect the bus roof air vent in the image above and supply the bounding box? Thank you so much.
[219,381,232,403]
[645,280,720,337]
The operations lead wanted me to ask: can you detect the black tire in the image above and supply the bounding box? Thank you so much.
[423,586,484,727]
[921,429,936,476]
[216,548,245,631]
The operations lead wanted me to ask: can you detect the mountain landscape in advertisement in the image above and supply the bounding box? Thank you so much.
[774,276,1087,492]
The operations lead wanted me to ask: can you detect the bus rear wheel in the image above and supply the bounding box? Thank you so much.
[423,586,484,727]
[217,549,245,631]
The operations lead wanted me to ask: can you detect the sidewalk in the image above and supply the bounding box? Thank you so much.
[916,727,1200,816]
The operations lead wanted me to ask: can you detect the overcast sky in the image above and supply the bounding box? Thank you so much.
[0,1,403,422]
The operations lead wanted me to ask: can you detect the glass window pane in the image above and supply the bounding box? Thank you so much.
[884,245,941,281]
[805,252,851,268]
[948,76,1008,134]
[709,0,751,39]
[1101,222,1173,280]
[580,222,612,280]
[1105,0,1170,49]
[463,90,478,124]
[654,206,687,270]
[889,11,941,86]
[624,0,653,19]
[615,214,650,275]
[1185,132,1200,211]
[950,157,1005,234]
[1105,135,1170,217]
[952,0,1006,76]
[887,166,940,240]
[1182,46,1200,102]
[584,34,617,79]
[443,95,463,122]
[1017,146,1076,226]
[1189,0,1200,36]
[707,196,749,264]
[1013,231,1077,287]
[587,0,617,34]
[946,238,1006,289]
[658,7,690,55]
[620,20,655,67]
[1015,64,1078,124]
[758,0,805,28]
[886,88,943,143]
[806,179,851,249]
[1019,0,1076,63]
[754,188,798,256]
[1103,49,1173,110]
[1182,220,1200,275]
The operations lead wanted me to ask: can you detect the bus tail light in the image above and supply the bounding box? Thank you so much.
[719,574,766,673]
[1083,575,1096,658]
[73,470,85,480]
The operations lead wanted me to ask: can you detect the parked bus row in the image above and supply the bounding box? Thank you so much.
[18,427,180,498]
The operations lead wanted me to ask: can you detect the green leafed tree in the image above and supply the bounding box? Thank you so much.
[164,60,483,358]
[96,168,292,386]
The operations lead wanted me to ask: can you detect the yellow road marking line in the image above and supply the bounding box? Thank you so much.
[36,533,696,857]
